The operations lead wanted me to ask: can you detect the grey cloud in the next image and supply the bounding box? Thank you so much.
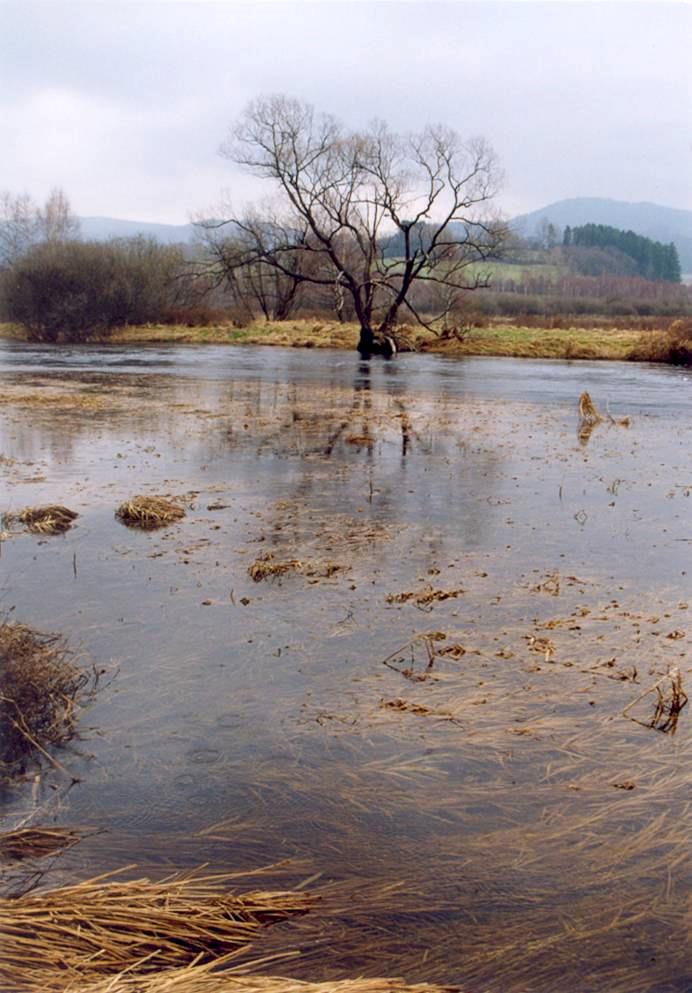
[1,2,690,222]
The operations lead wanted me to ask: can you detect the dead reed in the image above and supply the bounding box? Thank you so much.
[4,505,78,535]
[578,391,604,425]
[116,495,186,529]
[578,391,630,442]
[0,867,314,990]
[0,621,92,778]
[0,827,85,862]
[623,666,688,733]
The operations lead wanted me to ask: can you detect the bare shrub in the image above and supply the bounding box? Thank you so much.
[4,238,185,342]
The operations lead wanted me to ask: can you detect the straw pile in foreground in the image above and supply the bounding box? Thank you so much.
[5,505,78,535]
[75,966,460,993]
[0,622,92,777]
[116,495,186,529]
[0,868,314,991]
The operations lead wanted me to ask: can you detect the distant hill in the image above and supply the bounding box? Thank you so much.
[79,216,196,244]
[511,198,692,273]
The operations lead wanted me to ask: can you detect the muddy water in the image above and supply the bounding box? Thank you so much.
[1,344,690,992]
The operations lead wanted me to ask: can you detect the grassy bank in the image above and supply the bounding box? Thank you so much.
[0,318,676,362]
[107,319,662,362]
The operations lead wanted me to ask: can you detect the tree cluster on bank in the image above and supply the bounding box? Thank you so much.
[563,224,681,283]
[0,189,194,341]
[3,237,188,342]
[0,188,79,269]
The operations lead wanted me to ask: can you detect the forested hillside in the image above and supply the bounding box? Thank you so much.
[563,224,681,283]
[512,198,692,273]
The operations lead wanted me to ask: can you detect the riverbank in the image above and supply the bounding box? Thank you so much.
[0,318,673,362]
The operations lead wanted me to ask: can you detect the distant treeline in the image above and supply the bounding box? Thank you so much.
[1,187,690,342]
[563,224,681,283]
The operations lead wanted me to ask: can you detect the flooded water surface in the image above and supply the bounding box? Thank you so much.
[1,343,690,992]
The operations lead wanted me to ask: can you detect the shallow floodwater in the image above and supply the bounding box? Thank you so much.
[1,344,690,992]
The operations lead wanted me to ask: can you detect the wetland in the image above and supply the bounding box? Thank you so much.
[0,343,690,993]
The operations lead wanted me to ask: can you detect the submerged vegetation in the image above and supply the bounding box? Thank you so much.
[0,827,86,862]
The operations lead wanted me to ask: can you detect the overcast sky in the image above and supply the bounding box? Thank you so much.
[1,1,690,223]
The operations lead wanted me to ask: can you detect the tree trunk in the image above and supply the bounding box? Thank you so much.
[357,325,375,357]
[357,325,397,358]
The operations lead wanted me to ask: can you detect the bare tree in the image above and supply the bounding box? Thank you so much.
[0,188,79,269]
[213,95,505,355]
[0,192,39,269]
[37,188,81,243]
[195,211,307,321]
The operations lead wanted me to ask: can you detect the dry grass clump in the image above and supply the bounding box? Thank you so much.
[249,553,303,582]
[76,967,460,993]
[116,495,186,529]
[0,622,91,777]
[0,826,84,862]
[0,868,313,991]
[5,505,78,535]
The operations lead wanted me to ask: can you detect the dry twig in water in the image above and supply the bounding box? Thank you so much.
[623,666,688,733]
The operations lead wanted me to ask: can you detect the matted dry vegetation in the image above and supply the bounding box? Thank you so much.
[0,387,106,410]
[75,968,460,993]
[0,621,93,779]
[0,867,314,991]
[116,495,187,529]
[4,504,78,535]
